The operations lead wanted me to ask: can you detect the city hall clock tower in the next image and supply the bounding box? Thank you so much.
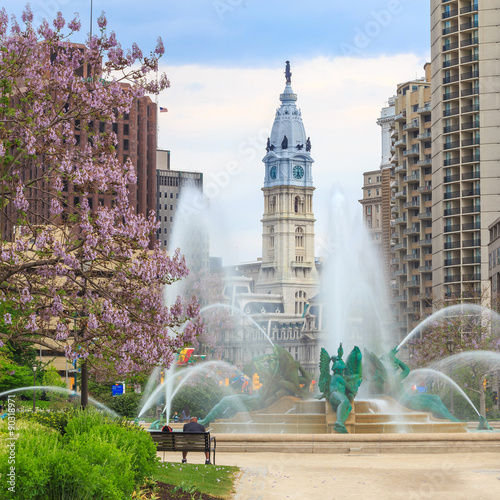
[256,62,319,314]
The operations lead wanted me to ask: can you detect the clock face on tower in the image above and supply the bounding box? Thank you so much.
[293,165,304,179]
[270,166,277,180]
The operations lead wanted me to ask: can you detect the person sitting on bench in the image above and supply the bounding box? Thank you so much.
[182,417,210,464]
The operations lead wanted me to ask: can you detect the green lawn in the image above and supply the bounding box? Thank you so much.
[152,461,240,499]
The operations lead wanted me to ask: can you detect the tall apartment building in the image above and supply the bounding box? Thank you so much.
[390,66,433,339]
[430,0,500,302]
[156,150,207,271]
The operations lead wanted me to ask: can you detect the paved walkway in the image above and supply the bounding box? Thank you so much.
[160,451,500,500]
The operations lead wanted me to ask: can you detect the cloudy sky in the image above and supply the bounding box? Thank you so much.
[4,0,430,264]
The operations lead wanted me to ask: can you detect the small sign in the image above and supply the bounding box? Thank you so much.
[112,384,124,396]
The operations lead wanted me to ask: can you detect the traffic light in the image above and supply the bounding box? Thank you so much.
[252,373,262,391]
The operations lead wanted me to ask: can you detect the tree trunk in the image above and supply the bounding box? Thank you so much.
[81,360,88,409]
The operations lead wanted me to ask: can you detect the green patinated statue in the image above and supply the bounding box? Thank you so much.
[199,345,313,426]
[316,344,362,434]
[383,347,460,423]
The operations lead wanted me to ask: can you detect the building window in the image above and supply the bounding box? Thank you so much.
[295,227,304,247]
[123,139,129,151]
[294,196,303,213]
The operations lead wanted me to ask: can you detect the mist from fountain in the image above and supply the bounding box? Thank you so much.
[407,368,481,417]
[0,386,119,417]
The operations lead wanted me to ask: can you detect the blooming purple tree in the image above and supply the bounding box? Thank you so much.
[409,293,500,417]
[0,7,203,401]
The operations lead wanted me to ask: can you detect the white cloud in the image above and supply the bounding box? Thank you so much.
[158,53,428,265]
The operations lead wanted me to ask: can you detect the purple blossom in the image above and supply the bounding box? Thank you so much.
[3,313,12,325]
[97,11,107,29]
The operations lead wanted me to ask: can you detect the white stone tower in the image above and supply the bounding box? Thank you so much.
[256,62,319,315]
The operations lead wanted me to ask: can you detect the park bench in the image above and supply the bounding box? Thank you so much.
[148,431,216,465]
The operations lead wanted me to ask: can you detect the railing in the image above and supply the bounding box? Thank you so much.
[443,90,460,100]
[403,227,420,235]
[403,120,420,131]
[442,25,458,35]
[462,188,480,196]
[461,53,479,64]
[462,274,481,281]
[403,173,420,182]
[444,190,460,199]
[417,185,432,192]
[418,239,432,246]
[418,212,432,220]
[462,222,481,230]
[461,104,480,113]
[460,4,478,14]
[444,258,461,266]
[462,121,480,130]
[419,266,432,272]
[443,158,460,167]
[443,124,460,134]
[403,200,420,208]
[462,256,481,264]
[442,8,458,18]
[461,87,479,97]
[444,241,461,249]
[462,239,481,247]
[461,37,479,47]
[444,141,460,150]
[443,41,459,51]
[462,205,480,213]
[444,275,461,283]
[444,173,460,183]
[444,224,460,233]
[462,138,480,147]
[403,148,420,157]
[417,103,431,113]
[461,70,479,80]
[417,131,431,140]
[443,74,460,84]
[460,21,478,30]
[394,242,408,250]
[443,58,459,68]
[404,280,421,287]
[462,155,480,164]
[444,207,460,216]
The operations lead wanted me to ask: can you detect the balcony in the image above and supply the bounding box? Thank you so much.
[462,137,480,147]
[404,173,420,182]
[462,274,481,281]
[403,227,420,235]
[444,207,460,216]
[460,20,478,31]
[443,124,460,134]
[403,148,420,157]
[417,157,432,167]
[395,163,407,173]
[462,239,481,248]
[393,294,408,302]
[443,41,459,52]
[404,252,421,261]
[462,121,480,130]
[462,171,480,180]
[443,157,460,167]
[442,25,458,35]
[394,268,407,276]
[444,275,461,283]
[462,103,480,114]
[403,120,420,131]
[443,107,460,117]
[443,58,459,69]
[418,238,432,246]
[442,8,458,19]
[418,211,432,220]
[461,87,479,97]
[395,190,407,199]
[417,131,431,141]
[417,185,432,193]
[461,37,479,47]
[461,53,479,64]
[390,154,399,164]
[395,216,407,224]
[391,258,400,265]
[462,154,480,164]
[444,190,460,199]
[461,4,478,14]
[443,74,460,84]
[462,222,481,231]
[417,103,431,114]
[394,138,407,148]
[444,258,461,266]
[404,200,420,208]
[444,241,461,249]
[394,242,407,250]
[462,70,479,81]
[462,187,480,197]
[443,90,460,101]
[394,111,407,122]
[444,224,460,233]
[462,205,480,214]
[404,280,421,288]
[419,265,432,273]
[444,141,460,151]
[444,173,460,183]
[463,256,481,264]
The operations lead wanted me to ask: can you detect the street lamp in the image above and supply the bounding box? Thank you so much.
[32,365,37,412]
[446,338,455,415]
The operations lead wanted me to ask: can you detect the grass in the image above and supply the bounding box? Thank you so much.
[152,461,240,499]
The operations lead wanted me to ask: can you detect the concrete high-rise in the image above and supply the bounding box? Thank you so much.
[430,0,500,302]
[390,66,433,337]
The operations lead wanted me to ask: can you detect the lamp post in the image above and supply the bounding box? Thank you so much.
[446,338,455,415]
[32,365,37,412]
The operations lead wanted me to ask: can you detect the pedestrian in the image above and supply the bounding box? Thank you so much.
[182,417,210,464]
[181,404,190,422]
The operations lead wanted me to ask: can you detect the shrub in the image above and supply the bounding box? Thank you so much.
[171,379,226,419]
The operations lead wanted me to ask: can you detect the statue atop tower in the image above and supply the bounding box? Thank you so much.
[285,60,292,84]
